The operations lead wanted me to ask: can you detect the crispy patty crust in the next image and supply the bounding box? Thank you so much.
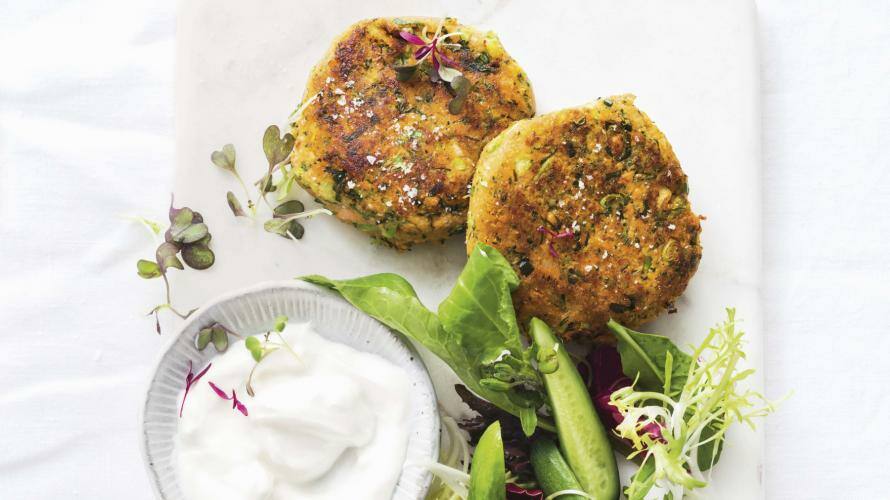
[289,17,535,250]
[467,95,702,338]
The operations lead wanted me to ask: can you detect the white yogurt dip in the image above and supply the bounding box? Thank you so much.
[175,322,412,500]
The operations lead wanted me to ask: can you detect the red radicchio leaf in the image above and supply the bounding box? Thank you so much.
[506,484,543,499]
[399,31,426,46]
[180,361,211,418]
[582,347,662,442]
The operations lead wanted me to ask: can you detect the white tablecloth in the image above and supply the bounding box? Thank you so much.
[1,1,888,498]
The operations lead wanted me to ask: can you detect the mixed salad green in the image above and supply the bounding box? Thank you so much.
[303,243,774,500]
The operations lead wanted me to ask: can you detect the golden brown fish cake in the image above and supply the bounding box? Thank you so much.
[467,95,702,339]
[288,17,535,250]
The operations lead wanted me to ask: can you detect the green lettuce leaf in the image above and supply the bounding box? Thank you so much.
[301,244,544,430]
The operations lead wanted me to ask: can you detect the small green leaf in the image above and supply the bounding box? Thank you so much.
[264,218,303,240]
[211,325,228,352]
[273,315,288,333]
[245,336,263,362]
[262,125,295,167]
[135,217,162,235]
[394,64,419,82]
[519,407,538,437]
[155,242,183,272]
[448,75,471,114]
[535,343,559,374]
[211,144,237,173]
[260,172,276,193]
[288,221,304,239]
[227,191,246,217]
[196,327,213,350]
[137,259,162,279]
[170,206,194,226]
[273,200,305,217]
[181,244,215,270]
[171,222,209,244]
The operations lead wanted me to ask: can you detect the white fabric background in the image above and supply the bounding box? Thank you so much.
[1,1,888,499]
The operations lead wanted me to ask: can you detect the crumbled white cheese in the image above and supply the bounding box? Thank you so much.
[366,155,377,165]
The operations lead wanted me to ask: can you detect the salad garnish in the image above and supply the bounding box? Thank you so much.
[179,361,211,418]
[242,315,301,396]
[396,21,464,83]
[135,196,215,333]
[393,20,472,114]
[210,126,331,242]
[304,243,778,500]
[207,381,249,417]
[608,310,776,499]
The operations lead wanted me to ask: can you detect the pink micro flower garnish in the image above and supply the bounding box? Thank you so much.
[398,22,463,82]
[208,381,249,416]
[536,226,575,257]
[506,483,544,499]
[180,360,211,418]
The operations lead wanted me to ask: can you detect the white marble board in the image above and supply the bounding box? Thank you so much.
[174,0,762,497]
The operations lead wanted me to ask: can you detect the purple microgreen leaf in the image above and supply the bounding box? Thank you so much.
[154,309,162,335]
[273,200,305,217]
[232,390,249,416]
[262,125,295,168]
[207,380,230,400]
[399,30,427,46]
[169,204,192,226]
[193,361,212,383]
[226,191,246,217]
[170,221,209,245]
[181,244,215,270]
[414,44,432,60]
[263,218,304,240]
[207,382,249,416]
[180,361,212,417]
[210,144,237,174]
[436,49,459,69]
[155,242,183,273]
[137,259,162,279]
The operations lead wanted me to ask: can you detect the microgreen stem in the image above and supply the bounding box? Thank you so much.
[280,208,333,222]
[159,274,196,319]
